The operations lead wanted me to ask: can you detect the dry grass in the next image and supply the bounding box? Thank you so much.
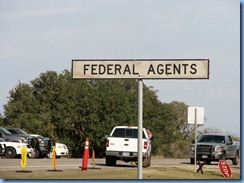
[0,165,240,180]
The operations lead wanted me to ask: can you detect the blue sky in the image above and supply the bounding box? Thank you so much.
[0,0,240,138]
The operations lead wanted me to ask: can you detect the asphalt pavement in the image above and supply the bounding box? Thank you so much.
[0,158,191,171]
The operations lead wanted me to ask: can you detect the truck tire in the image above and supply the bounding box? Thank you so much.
[206,160,211,165]
[221,152,226,160]
[111,157,116,166]
[143,155,148,168]
[39,153,46,158]
[147,154,151,167]
[46,152,52,159]
[29,149,40,158]
[106,156,114,166]
[46,152,61,159]
[190,158,194,164]
[232,152,239,165]
[105,156,111,166]
[4,147,16,158]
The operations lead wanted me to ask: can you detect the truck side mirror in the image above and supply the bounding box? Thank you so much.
[226,142,233,145]
[150,136,155,141]
[104,134,109,139]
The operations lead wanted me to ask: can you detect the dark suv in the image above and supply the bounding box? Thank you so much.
[7,128,55,158]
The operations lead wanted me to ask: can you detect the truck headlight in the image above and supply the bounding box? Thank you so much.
[22,139,28,143]
[38,139,44,144]
[215,146,224,153]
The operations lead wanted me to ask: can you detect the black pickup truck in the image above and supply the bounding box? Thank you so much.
[0,127,32,144]
[6,128,55,158]
[190,133,240,165]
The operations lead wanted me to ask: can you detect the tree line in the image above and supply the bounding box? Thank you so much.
[0,70,224,158]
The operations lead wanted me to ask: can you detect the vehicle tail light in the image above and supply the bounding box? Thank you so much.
[106,139,109,147]
[144,142,147,149]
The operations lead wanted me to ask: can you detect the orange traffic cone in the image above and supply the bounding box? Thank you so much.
[81,137,89,171]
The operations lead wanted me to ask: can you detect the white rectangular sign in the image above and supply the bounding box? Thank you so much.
[188,107,204,124]
[72,59,209,79]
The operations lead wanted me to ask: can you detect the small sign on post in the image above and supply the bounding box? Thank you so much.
[188,107,204,172]
[218,160,232,178]
[188,107,204,125]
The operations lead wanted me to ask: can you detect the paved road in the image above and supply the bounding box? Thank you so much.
[0,158,192,171]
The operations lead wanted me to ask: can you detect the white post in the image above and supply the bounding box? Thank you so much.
[137,79,143,179]
[194,108,197,172]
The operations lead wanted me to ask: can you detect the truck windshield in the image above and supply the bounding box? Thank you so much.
[7,129,28,136]
[198,135,225,143]
[0,127,12,135]
[16,129,29,135]
[112,128,146,138]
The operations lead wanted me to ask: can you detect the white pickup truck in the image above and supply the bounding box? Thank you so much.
[105,126,153,167]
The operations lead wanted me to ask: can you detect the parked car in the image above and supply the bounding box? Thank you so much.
[6,128,55,158]
[46,142,69,159]
[0,138,33,158]
[190,133,240,165]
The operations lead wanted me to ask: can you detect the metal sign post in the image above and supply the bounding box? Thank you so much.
[194,108,197,172]
[138,79,143,179]
[188,107,204,172]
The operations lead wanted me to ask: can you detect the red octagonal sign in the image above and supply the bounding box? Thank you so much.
[218,160,232,178]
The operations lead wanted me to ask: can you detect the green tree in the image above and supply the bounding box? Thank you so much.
[3,70,194,158]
